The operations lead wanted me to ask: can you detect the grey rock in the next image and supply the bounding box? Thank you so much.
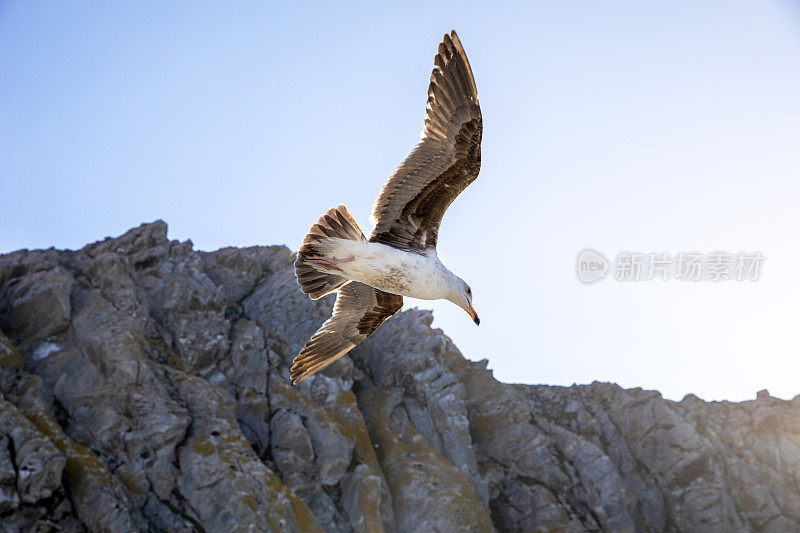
[0,332,144,532]
[0,266,73,342]
[224,318,271,455]
[171,370,316,532]
[0,398,65,505]
[268,373,355,532]
[341,464,386,533]
[0,433,21,513]
[1,220,799,532]
[358,382,493,532]
[353,310,489,506]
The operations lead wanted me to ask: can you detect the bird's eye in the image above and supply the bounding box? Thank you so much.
[466,287,471,295]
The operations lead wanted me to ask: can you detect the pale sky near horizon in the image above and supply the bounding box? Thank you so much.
[2,2,800,402]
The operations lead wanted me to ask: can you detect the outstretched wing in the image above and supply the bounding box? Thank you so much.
[291,282,403,384]
[369,30,482,252]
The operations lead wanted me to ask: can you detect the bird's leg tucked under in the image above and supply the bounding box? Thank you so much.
[305,255,354,272]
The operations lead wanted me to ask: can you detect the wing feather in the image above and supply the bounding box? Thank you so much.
[369,30,483,251]
[291,282,403,384]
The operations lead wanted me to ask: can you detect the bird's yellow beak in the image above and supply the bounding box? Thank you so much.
[467,302,480,326]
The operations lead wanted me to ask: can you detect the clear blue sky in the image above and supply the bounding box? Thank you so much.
[2,1,800,401]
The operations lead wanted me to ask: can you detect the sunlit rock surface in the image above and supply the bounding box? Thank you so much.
[1,221,798,532]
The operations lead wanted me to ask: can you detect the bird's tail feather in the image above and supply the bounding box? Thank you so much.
[294,205,366,300]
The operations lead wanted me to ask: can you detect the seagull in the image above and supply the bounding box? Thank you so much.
[292,30,482,384]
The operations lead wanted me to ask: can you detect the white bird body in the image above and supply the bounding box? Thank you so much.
[319,238,453,300]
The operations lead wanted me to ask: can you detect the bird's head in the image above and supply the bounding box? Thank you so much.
[448,278,479,326]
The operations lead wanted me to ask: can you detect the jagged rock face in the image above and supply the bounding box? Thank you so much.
[0,222,798,532]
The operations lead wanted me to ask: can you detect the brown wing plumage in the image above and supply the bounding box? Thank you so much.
[369,30,483,252]
[291,282,403,384]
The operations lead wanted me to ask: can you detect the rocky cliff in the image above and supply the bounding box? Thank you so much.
[0,221,798,532]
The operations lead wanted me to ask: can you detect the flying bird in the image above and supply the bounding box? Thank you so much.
[292,30,482,384]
